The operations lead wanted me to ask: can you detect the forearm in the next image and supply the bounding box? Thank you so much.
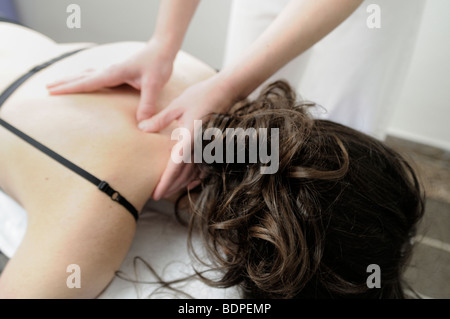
[151,0,201,60]
[220,0,363,101]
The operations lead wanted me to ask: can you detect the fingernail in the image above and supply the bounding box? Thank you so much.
[139,121,155,131]
[137,110,153,123]
[138,122,147,131]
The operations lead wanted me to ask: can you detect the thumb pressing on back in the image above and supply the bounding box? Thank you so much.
[138,106,185,133]
[135,78,164,122]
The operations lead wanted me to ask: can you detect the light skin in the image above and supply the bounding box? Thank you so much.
[0,22,216,298]
[47,0,364,200]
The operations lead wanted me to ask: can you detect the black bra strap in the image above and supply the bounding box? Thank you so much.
[0,50,139,221]
[0,119,138,221]
[0,49,85,106]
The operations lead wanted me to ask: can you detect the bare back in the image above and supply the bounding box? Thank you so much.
[0,22,215,298]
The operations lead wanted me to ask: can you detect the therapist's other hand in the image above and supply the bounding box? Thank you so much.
[46,39,174,122]
[139,74,236,200]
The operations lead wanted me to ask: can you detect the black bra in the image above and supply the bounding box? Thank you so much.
[0,48,139,221]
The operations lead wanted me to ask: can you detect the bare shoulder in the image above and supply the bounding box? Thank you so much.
[174,50,217,81]
[0,38,217,298]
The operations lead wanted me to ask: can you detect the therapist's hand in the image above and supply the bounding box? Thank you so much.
[139,74,236,200]
[46,39,175,122]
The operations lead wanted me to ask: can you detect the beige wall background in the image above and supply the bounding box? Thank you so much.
[387,0,450,150]
[14,0,230,69]
[13,0,450,150]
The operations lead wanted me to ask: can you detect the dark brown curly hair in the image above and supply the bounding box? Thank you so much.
[178,80,425,299]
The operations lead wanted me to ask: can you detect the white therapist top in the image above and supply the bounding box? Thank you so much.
[223,0,426,139]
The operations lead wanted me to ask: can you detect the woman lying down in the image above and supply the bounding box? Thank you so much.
[0,19,424,299]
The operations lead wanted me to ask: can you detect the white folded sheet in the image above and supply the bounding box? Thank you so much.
[0,190,27,258]
[0,190,241,299]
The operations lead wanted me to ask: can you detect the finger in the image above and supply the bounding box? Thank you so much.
[187,179,201,191]
[47,74,120,95]
[153,134,199,199]
[47,66,124,95]
[46,74,87,89]
[138,107,184,133]
[136,81,162,122]
[46,68,95,89]
[47,78,97,95]
[152,157,195,200]
[152,161,184,200]
[163,165,198,198]
[156,161,199,200]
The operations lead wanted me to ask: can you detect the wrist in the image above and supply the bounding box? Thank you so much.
[213,71,249,105]
[147,35,180,62]
[216,64,265,105]
[208,73,244,113]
